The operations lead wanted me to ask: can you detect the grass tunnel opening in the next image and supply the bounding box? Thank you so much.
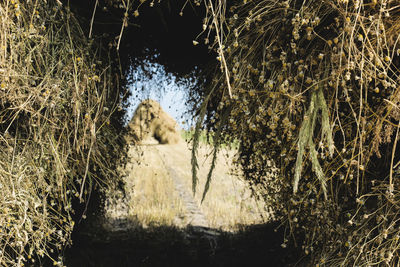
[0,1,303,266]
[62,2,300,265]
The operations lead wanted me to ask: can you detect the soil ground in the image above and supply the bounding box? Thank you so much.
[65,222,302,267]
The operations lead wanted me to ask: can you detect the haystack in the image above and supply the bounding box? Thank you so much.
[128,99,181,144]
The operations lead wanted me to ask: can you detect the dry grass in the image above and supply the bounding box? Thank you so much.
[103,141,268,232]
[156,143,269,231]
[127,99,182,145]
[190,147,268,230]
[194,0,400,265]
[104,144,187,229]
[127,146,186,227]
[0,1,123,265]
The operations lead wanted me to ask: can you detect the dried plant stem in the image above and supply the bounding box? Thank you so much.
[80,143,93,202]
[89,0,98,39]
[117,0,130,51]
[389,118,400,195]
[208,0,232,99]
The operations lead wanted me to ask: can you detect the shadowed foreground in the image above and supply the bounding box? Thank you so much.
[64,222,301,267]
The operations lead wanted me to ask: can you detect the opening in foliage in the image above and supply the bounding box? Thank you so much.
[4,0,400,266]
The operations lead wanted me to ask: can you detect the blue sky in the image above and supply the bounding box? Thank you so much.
[125,61,193,129]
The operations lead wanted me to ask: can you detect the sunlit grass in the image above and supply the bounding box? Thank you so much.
[104,140,269,232]
[181,130,239,149]
[106,143,269,231]
[127,146,187,227]
[155,143,269,231]
[184,146,268,231]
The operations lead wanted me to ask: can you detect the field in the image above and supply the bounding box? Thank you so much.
[66,139,295,266]
[103,137,269,232]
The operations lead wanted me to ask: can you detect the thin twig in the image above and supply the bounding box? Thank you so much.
[89,0,98,39]
[79,142,93,202]
[208,0,232,99]
[117,0,130,51]
[389,118,400,195]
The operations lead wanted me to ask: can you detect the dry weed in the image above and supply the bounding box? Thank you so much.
[194,0,400,265]
[0,1,123,265]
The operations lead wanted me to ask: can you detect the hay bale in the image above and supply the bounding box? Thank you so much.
[128,99,181,144]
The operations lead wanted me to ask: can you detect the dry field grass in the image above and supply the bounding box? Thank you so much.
[104,136,269,232]
[158,142,268,230]
[125,143,187,227]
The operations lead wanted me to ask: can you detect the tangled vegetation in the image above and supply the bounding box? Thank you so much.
[4,0,400,265]
[192,0,400,265]
[0,1,125,265]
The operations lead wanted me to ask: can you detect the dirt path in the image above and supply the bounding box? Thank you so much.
[164,163,210,227]
[149,145,210,227]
